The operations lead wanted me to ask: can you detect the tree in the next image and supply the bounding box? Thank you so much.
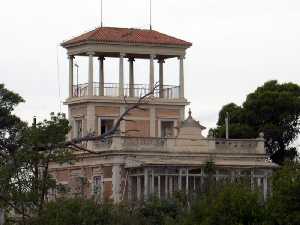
[266,162,300,225]
[0,84,73,224]
[182,184,265,225]
[211,80,300,164]
[28,198,115,225]
[0,83,159,224]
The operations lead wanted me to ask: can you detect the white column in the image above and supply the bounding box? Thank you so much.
[128,176,132,201]
[158,176,161,199]
[257,177,261,187]
[149,54,155,91]
[151,170,155,195]
[169,176,173,196]
[186,169,189,194]
[231,170,235,183]
[137,176,141,200]
[68,55,74,98]
[98,57,105,96]
[179,55,185,98]
[129,58,135,97]
[144,168,149,200]
[158,59,164,98]
[112,164,122,203]
[263,176,268,201]
[216,170,219,182]
[165,175,168,198]
[88,52,95,97]
[251,170,254,191]
[178,170,182,191]
[119,53,125,96]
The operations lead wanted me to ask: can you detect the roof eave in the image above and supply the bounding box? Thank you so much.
[61,40,192,49]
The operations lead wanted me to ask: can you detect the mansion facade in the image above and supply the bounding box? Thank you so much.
[49,26,276,202]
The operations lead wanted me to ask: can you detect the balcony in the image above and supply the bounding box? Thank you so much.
[72,83,180,99]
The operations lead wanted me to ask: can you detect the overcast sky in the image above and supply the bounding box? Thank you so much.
[1,0,300,144]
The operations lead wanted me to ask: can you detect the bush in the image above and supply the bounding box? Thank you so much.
[183,184,265,225]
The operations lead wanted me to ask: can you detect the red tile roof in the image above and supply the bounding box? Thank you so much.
[61,27,192,47]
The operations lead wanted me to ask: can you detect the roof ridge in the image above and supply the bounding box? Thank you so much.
[86,27,102,40]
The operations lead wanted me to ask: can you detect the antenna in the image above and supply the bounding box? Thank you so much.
[56,45,62,113]
[225,112,229,139]
[150,0,152,30]
[100,0,103,27]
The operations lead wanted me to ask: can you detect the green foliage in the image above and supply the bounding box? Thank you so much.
[266,163,300,225]
[0,84,72,224]
[28,197,185,225]
[20,165,300,225]
[211,80,300,164]
[183,184,265,225]
[1,83,299,224]
[139,197,184,225]
[29,198,115,225]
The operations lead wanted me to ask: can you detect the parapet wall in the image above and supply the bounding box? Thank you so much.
[91,135,265,155]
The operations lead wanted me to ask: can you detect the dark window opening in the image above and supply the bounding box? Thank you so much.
[100,119,114,135]
[161,121,174,137]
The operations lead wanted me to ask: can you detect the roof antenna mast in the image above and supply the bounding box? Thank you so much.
[225,112,229,139]
[150,0,152,30]
[100,0,103,27]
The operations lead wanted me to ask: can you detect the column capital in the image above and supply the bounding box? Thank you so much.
[87,51,95,56]
[158,58,165,63]
[128,57,135,62]
[178,55,185,60]
[120,53,126,57]
[68,55,75,59]
[98,56,105,61]
[149,54,156,59]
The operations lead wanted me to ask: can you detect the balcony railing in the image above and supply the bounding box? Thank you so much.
[72,83,180,99]
[90,136,265,154]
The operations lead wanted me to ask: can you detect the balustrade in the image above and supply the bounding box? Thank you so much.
[72,82,180,99]
[85,135,262,154]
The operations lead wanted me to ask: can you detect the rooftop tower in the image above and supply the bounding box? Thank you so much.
[62,26,192,141]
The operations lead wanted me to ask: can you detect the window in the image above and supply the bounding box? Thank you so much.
[93,176,102,195]
[161,121,175,137]
[99,119,114,135]
[75,120,83,138]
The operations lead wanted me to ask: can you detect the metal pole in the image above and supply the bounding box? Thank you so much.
[150,0,152,30]
[101,0,103,27]
[225,112,229,139]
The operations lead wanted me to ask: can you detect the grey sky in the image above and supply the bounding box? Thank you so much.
[1,0,300,144]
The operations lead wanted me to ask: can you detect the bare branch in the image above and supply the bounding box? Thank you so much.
[34,83,160,154]
[122,119,136,123]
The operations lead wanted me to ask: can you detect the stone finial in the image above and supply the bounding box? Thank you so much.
[259,132,264,138]
[188,108,192,118]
